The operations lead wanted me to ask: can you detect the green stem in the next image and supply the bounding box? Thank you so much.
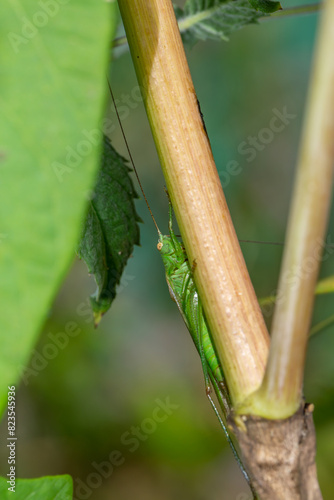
[310,314,334,337]
[260,3,321,21]
[117,0,270,407]
[240,0,334,419]
[259,274,334,308]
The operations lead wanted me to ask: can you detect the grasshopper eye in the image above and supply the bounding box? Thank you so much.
[157,242,163,251]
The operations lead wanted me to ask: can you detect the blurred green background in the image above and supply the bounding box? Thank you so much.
[1,1,334,498]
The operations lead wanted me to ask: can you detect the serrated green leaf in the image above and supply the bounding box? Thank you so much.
[175,0,265,46]
[0,1,117,416]
[0,475,72,500]
[77,136,141,326]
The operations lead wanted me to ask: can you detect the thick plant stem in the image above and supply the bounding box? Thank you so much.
[231,403,323,500]
[117,0,269,406]
[244,0,334,419]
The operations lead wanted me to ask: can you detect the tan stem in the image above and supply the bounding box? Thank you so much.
[249,0,334,418]
[117,0,269,405]
[232,403,323,500]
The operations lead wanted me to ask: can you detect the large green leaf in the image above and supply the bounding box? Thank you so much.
[0,475,72,499]
[0,1,117,415]
[77,136,141,326]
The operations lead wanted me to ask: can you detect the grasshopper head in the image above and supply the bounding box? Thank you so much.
[157,234,173,255]
[157,233,186,274]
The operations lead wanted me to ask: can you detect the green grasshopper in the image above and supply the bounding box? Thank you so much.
[157,203,228,403]
[109,83,257,499]
[156,203,257,499]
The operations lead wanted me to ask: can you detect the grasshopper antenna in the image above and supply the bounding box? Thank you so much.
[108,81,334,252]
[107,80,161,236]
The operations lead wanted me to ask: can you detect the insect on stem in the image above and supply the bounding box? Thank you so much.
[108,79,257,498]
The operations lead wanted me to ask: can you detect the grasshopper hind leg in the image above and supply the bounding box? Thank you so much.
[197,308,257,499]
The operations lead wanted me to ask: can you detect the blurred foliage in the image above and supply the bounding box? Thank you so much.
[1,1,333,499]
